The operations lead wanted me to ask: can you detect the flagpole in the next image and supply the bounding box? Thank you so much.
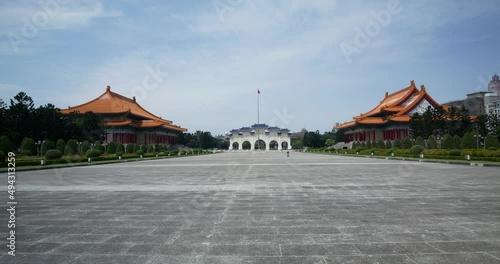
[257,89,260,150]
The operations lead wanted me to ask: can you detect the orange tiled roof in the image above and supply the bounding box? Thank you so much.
[334,81,441,130]
[62,86,187,132]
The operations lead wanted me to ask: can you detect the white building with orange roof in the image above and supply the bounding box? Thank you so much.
[334,81,442,144]
[61,86,187,146]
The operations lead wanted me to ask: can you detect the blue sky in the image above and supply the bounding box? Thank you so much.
[1,0,499,135]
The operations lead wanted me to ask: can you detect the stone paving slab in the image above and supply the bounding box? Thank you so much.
[0,151,500,263]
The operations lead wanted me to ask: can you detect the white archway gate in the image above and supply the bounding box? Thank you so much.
[228,124,292,151]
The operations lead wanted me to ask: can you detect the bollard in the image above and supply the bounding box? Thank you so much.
[41,160,45,165]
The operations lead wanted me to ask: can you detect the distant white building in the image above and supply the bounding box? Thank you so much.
[228,124,291,151]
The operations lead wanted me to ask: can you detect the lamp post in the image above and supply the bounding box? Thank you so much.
[436,136,442,149]
[35,140,41,156]
[77,142,82,154]
[473,134,482,149]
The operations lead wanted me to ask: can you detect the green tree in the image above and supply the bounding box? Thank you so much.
[64,139,78,155]
[147,145,154,153]
[377,139,385,149]
[133,144,140,153]
[291,140,303,150]
[106,142,117,154]
[385,140,393,149]
[95,141,105,153]
[415,136,425,148]
[393,139,402,148]
[351,142,357,149]
[41,139,53,155]
[484,134,499,149]
[325,138,335,148]
[56,139,65,153]
[116,143,125,153]
[442,134,454,150]
[453,135,462,149]
[5,92,36,146]
[474,114,489,138]
[402,138,412,149]
[0,135,14,153]
[20,137,36,155]
[126,143,135,153]
[427,135,437,149]
[82,141,91,154]
[487,114,500,139]
[366,140,372,148]
[461,132,475,149]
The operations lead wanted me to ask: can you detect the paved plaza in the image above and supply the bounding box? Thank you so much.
[1,151,500,263]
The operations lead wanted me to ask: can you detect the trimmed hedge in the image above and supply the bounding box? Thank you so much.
[86,149,101,158]
[45,149,63,160]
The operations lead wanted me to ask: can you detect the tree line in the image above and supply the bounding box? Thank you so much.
[0,92,105,152]
[409,105,500,140]
[177,131,229,150]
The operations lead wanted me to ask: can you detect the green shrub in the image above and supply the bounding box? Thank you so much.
[385,140,393,149]
[377,140,385,149]
[106,141,117,154]
[95,141,105,153]
[147,145,154,153]
[442,134,454,150]
[86,149,101,158]
[45,149,62,160]
[56,139,65,153]
[366,140,372,148]
[454,135,462,149]
[461,133,475,149]
[352,142,358,149]
[394,149,410,155]
[21,137,36,155]
[141,145,147,152]
[402,138,412,149]
[360,142,366,148]
[387,148,395,154]
[133,144,140,153]
[485,134,499,149]
[41,139,54,155]
[409,145,424,155]
[449,149,461,156]
[488,147,498,151]
[0,135,14,153]
[126,144,135,153]
[136,150,145,156]
[415,136,425,148]
[64,139,78,155]
[18,149,32,156]
[355,146,364,152]
[115,151,124,157]
[81,141,91,154]
[0,150,5,163]
[427,136,438,149]
[393,139,402,148]
[116,143,125,153]
[422,149,449,156]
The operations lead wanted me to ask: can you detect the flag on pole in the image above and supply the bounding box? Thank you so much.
[258,89,260,94]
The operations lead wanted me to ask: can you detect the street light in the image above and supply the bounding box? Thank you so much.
[473,134,482,149]
[77,142,82,154]
[35,140,41,156]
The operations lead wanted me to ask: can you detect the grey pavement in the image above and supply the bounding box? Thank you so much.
[1,151,499,263]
